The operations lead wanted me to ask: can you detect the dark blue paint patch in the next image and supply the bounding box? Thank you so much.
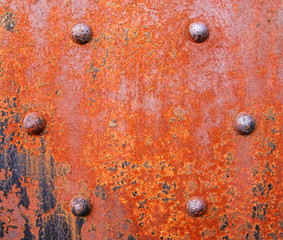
[21,216,35,240]
[162,182,171,194]
[128,234,137,240]
[0,101,32,238]
[254,224,262,240]
[1,12,16,32]
[95,184,107,200]
[252,203,268,221]
[0,133,29,209]
[0,99,72,239]
[119,232,124,239]
[37,140,56,213]
[92,68,100,82]
[37,208,72,240]
[0,220,4,237]
[75,218,84,240]
[219,214,229,231]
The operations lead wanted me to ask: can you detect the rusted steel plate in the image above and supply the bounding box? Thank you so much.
[0,0,282,239]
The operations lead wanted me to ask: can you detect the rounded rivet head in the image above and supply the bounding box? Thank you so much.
[70,197,91,217]
[186,22,209,43]
[71,23,93,44]
[186,196,207,216]
[23,112,46,135]
[234,112,256,135]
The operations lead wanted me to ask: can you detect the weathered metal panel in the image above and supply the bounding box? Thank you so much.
[0,0,282,239]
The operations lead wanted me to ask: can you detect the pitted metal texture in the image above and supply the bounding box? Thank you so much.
[0,0,281,239]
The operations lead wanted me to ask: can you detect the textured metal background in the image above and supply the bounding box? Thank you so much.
[0,0,282,239]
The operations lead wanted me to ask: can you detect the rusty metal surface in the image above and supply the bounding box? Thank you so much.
[0,0,282,239]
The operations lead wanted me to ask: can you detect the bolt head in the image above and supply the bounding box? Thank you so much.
[23,112,46,135]
[71,23,93,44]
[187,22,209,43]
[70,197,91,217]
[186,196,207,216]
[234,112,256,135]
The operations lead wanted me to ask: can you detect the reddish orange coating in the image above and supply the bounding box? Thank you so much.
[0,0,281,239]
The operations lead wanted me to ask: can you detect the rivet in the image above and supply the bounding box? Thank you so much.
[186,22,209,43]
[186,196,207,216]
[23,112,46,135]
[234,112,256,135]
[71,23,93,44]
[70,197,91,217]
